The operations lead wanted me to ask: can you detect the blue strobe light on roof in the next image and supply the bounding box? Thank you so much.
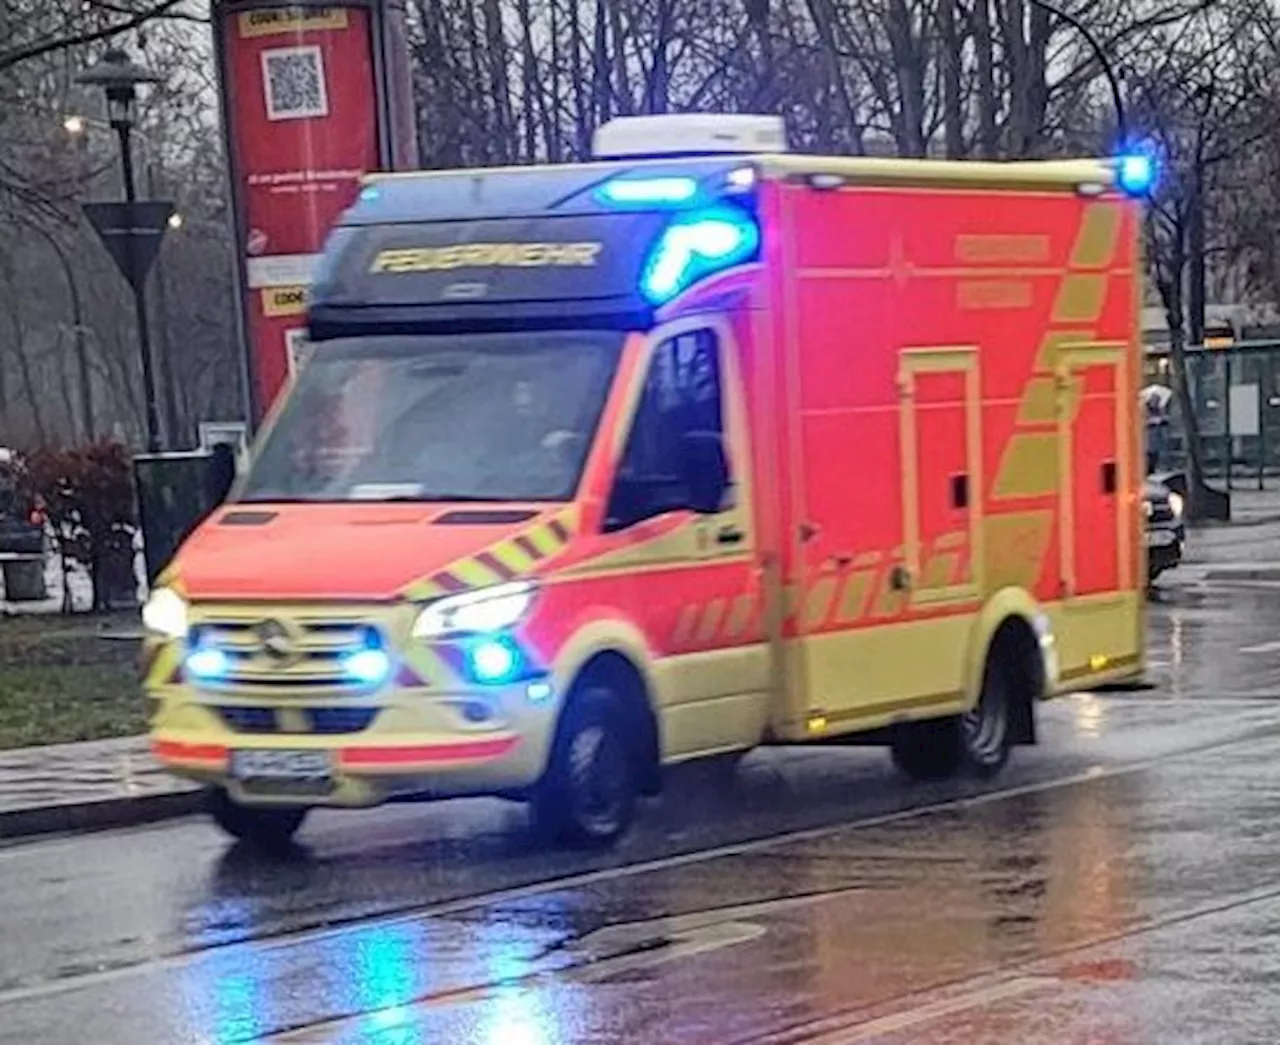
[598,175,700,206]
[640,205,760,305]
[1116,152,1156,196]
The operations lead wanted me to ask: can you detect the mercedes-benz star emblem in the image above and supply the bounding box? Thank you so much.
[257,619,295,661]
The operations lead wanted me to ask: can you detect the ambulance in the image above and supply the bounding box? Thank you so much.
[144,114,1151,849]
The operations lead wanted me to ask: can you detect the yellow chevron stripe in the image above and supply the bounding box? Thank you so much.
[834,568,877,625]
[992,432,1059,499]
[490,539,536,575]
[724,594,755,639]
[403,577,448,602]
[804,575,839,630]
[673,603,700,646]
[697,599,727,643]
[1032,327,1095,372]
[449,558,505,589]
[1052,273,1108,323]
[526,525,561,557]
[1069,202,1122,269]
[401,643,457,686]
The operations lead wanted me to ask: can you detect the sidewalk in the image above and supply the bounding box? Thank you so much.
[0,736,199,839]
[1183,486,1280,581]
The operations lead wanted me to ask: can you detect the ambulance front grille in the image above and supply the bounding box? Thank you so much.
[190,614,387,694]
[218,707,380,735]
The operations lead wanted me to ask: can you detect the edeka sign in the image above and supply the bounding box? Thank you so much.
[218,1,380,419]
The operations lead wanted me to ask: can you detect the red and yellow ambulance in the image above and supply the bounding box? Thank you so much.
[144,115,1150,848]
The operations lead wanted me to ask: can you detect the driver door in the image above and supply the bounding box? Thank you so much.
[601,321,765,758]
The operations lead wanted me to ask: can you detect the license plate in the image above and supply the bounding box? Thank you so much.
[1146,529,1177,548]
[231,749,332,781]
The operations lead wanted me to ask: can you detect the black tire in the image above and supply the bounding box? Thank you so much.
[531,687,638,850]
[206,787,307,850]
[891,649,1015,781]
[958,650,1014,778]
[890,717,963,781]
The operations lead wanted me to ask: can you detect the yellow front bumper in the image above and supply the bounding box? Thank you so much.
[148,684,557,808]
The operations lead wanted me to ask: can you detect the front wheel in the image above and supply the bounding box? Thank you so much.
[891,651,1015,782]
[206,787,308,850]
[531,688,637,850]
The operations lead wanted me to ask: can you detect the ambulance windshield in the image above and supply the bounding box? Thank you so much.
[238,331,622,504]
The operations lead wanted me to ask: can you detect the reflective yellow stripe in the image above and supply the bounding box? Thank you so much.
[450,558,505,589]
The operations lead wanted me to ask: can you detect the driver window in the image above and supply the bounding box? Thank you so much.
[605,328,733,531]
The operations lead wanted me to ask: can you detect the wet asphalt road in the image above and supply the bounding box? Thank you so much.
[6,577,1280,1043]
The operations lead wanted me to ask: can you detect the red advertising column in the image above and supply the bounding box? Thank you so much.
[213,1,417,424]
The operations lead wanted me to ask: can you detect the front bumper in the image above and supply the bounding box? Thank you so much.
[148,682,557,808]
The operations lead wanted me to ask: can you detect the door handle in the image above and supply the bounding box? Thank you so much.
[717,526,745,546]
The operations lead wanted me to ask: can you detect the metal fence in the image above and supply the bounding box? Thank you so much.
[1144,339,1280,489]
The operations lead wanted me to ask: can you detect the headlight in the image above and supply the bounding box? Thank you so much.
[1143,499,1153,519]
[142,587,188,639]
[1168,492,1184,519]
[412,581,537,639]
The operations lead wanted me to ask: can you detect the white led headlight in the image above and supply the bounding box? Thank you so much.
[412,581,537,639]
[142,587,189,639]
[1168,491,1184,519]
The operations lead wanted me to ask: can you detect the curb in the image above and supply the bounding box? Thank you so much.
[0,788,204,841]
[1202,567,1280,583]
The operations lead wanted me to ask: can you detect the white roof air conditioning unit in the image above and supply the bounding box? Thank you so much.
[592,114,788,160]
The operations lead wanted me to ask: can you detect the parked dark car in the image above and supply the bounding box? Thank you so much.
[0,452,44,557]
[1144,476,1184,583]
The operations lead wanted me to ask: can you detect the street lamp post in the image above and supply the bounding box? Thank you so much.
[64,112,184,446]
[76,49,166,454]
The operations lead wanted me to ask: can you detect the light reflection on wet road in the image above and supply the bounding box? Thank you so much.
[5,577,1280,1044]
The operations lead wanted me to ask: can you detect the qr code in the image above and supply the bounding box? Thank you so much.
[261,46,328,121]
[285,328,312,375]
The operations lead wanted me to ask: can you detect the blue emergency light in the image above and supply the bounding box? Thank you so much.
[340,627,392,686]
[186,647,230,683]
[1116,151,1156,196]
[599,175,700,206]
[641,204,760,305]
[342,648,392,686]
[467,635,523,685]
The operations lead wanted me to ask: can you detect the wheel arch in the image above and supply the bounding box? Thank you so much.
[963,588,1051,745]
[548,622,663,795]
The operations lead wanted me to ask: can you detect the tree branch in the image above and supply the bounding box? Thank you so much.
[0,0,188,73]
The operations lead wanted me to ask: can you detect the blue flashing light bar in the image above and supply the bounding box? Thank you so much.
[641,205,761,305]
[598,175,700,206]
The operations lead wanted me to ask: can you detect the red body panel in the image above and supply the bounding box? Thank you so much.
[752,180,1138,639]
[176,503,566,601]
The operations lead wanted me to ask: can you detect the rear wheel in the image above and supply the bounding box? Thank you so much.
[531,687,637,849]
[206,787,307,850]
[891,648,1015,781]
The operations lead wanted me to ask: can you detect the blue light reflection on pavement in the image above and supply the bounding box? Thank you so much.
[176,895,575,1044]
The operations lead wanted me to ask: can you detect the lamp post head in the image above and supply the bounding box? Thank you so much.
[75,49,163,131]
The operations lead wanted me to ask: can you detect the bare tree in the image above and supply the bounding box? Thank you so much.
[1126,0,1280,514]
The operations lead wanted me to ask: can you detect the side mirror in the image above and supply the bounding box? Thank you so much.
[680,431,730,515]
